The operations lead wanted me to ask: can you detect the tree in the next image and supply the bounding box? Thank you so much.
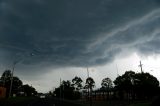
[0,70,23,97]
[84,77,95,99]
[22,84,37,96]
[134,72,159,99]
[114,71,136,99]
[101,77,113,100]
[114,71,159,100]
[54,80,78,100]
[0,70,11,87]
[101,77,112,90]
[85,77,95,90]
[72,76,83,91]
[11,77,23,95]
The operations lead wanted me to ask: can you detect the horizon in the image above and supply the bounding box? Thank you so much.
[0,0,160,93]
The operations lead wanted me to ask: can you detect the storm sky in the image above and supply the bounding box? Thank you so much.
[1,0,160,92]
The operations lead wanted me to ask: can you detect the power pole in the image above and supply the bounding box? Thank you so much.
[87,67,89,78]
[60,78,62,99]
[86,67,89,100]
[139,61,143,73]
[9,62,16,98]
[116,64,119,77]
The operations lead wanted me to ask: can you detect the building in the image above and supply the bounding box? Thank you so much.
[0,87,6,98]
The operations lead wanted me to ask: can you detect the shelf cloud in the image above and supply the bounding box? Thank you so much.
[0,0,160,72]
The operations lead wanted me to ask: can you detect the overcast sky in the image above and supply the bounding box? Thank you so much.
[1,0,160,93]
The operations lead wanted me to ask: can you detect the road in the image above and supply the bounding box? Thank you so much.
[0,97,138,106]
[0,97,86,106]
[28,98,84,106]
[27,98,129,106]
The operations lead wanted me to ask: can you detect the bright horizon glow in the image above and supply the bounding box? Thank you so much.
[20,52,160,93]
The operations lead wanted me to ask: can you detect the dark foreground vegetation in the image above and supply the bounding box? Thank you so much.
[0,97,156,106]
[0,70,37,98]
[0,97,85,106]
[1,69,160,106]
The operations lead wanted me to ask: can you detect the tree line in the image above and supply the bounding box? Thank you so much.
[52,70,160,101]
[0,69,159,101]
[0,70,37,98]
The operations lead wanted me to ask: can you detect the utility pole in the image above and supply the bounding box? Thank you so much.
[116,64,119,77]
[86,67,89,100]
[86,67,92,106]
[9,52,35,98]
[9,61,17,98]
[87,67,89,78]
[60,78,62,99]
[139,61,143,73]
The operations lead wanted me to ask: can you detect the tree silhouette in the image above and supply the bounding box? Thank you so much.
[84,77,95,102]
[22,84,37,96]
[54,80,80,100]
[72,76,83,91]
[114,71,159,100]
[101,77,113,100]
[0,70,11,87]
[134,72,159,99]
[85,77,95,90]
[0,70,23,97]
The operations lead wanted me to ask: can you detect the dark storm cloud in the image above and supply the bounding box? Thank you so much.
[0,0,160,71]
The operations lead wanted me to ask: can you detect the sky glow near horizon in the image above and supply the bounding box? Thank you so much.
[19,53,160,93]
[0,0,160,93]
